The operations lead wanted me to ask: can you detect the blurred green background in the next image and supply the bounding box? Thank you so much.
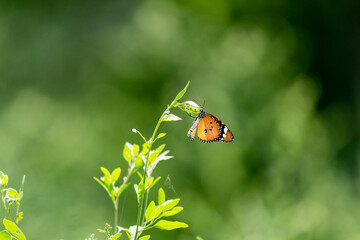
[0,0,359,239]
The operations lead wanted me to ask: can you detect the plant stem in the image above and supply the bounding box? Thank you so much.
[134,101,175,240]
[15,203,20,224]
[1,189,9,218]
[134,147,151,240]
[1,192,11,219]
[114,198,118,235]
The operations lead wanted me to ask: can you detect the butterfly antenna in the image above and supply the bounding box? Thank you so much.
[191,99,202,109]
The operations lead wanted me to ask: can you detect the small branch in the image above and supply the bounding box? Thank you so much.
[114,199,118,235]
[134,100,176,240]
[1,189,9,218]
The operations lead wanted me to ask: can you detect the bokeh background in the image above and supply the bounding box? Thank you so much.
[0,0,359,239]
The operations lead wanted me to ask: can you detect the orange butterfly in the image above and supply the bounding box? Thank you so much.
[187,109,234,143]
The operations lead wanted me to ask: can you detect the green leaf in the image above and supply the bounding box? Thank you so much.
[162,113,182,122]
[3,219,26,240]
[163,199,180,211]
[141,143,148,155]
[196,237,204,240]
[137,172,143,180]
[155,144,166,155]
[145,201,156,222]
[148,151,160,166]
[139,235,151,240]
[146,177,154,188]
[150,177,161,188]
[162,206,183,217]
[174,81,190,101]
[151,150,173,166]
[100,167,111,178]
[6,188,20,200]
[153,220,188,230]
[111,168,121,182]
[155,133,166,142]
[100,167,112,186]
[123,143,133,162]
[125,231,132,240]
[134,183,146,203]
[148,144,166,165]
[184,100,200,108]
[117,183,130,197]
[111,233,122,240]
[175,101,200,118]
[1,174,8,186]
[94,177,111,196]
[0,230,11,240]
[16,212,24,223]
[134,155,144,171]
[154,205,164,219]
[158,188,165,205]
[132,144,140,156]
[3,175,8,186]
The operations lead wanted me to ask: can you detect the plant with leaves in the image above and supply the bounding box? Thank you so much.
[0,171,27,240]
[88,82,204,240]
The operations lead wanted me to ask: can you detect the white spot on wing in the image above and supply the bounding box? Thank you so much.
[222,126,228,138]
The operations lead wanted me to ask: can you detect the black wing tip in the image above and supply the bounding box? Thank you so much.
[218,124,234,142]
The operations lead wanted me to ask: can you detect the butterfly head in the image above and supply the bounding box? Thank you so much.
[198,109,205,118]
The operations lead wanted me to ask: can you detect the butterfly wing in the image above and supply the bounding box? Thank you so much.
[187,117,199,141]
[219,124,234,142]
[197,113,223,143]
[188,109,234,143]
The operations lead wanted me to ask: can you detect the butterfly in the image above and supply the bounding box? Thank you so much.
[187,109,234,143]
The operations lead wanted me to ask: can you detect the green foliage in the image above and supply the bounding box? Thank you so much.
[0,230,12,240]
[175,101,201,118]
[158,188,165,205]
[174,81,190,101]
[90,82,193,239]
[153,220,188,231]
[154,133,166,143]
[162,199,180,212]
[3,219,26,240]
[161,111,182,122]
[87,223,122,240]
[161,207,183,217]
[145,201,156,222]
[0,172,27,240]
[0,174,8,187]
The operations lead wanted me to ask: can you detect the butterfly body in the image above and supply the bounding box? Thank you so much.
[187,109,234,143]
